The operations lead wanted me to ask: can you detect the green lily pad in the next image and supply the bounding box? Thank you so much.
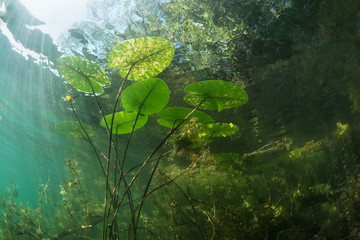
[55,121,95,138]
[121,78,169,115]
[157,107,214,128]
[184,80,248,112]
[108,37,174,81]
[100,111,148,134]
[57,56,110,93]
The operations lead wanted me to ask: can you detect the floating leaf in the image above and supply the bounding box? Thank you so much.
[100,111,148,134]
[157,107,214,128]
[108,37,174,81]
[121,78,169,115]
[184,80,248,112]
[57,56,110,93]
[55,121,95,138]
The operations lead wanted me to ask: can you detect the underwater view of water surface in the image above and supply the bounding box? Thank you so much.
[1,0,360,239]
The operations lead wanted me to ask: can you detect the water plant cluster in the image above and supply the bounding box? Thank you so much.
[1,32,359,239]
[54,36,247,239]
[2,0,360,239]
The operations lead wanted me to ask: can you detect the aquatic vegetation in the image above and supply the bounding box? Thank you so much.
[50,26,360,238]
[57,56,110,93]
[54,36,246,240]
[4,1,360,239]
[0,161,103,240]
[157,107,214,128]
[55,121,95,138]
[100,111,148,135]
[184,80,248,112]
[108,37,174,81]
[146,120,360,239]
[121,78,170,115]
[168,119,240,149]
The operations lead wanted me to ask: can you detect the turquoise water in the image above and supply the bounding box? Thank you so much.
[0,54,68,207]
[1,0,360,239]
[0,2,80,212]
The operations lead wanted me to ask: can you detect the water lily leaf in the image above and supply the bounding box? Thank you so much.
[57,56,110,93]
[184,80,248,112]
[100,111,148,134]
[55,121,95,138]
[121,78,169,115]
[157,107,214,128]
[108,37,174,81]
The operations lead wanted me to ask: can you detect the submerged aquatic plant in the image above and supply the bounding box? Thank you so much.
[3,1,360,238]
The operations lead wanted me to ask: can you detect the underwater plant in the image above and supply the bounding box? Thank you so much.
[54,36,248,239]
[0,158,108,239]
[3,1,360,238]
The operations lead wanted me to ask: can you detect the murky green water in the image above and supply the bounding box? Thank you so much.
[1,0,360,239]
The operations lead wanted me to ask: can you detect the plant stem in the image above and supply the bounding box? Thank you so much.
[104,65,135,240]
[142,137,210,203]
[110,99,207,239]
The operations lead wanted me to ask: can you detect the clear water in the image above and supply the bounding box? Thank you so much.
[0,4,69,207]
[1,0,360,239]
